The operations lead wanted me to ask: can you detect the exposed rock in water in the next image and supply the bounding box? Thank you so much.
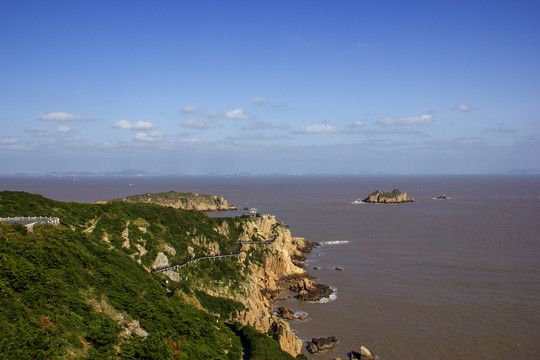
[277,307,297,321]
[349,346,377,360]
[308,336,338,353]
[290,278,333,301]
[363,189,414,204]
[93,191,237,211]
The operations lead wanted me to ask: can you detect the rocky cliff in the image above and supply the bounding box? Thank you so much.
[155,214,310,357]
[363,189,415,203]
[94,191,237,211]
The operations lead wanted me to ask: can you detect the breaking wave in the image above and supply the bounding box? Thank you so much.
[317,287,338,303]
[320,240,350,246]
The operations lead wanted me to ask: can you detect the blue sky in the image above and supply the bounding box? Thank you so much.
[1,0,539,174]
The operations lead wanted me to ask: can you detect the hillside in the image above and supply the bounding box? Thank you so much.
[0,191,309,360]
[94,191,237,211]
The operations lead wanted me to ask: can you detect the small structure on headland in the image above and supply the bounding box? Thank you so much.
[362,189,414,203]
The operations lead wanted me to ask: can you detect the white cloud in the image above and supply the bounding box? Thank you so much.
[134,130,167,142]
[181,117,217,129]
[296,123,340,134]
[113,120,155,130]
[56,125,71,133]
[350,120,365,128]
[38,112,95,122]
[377,114,434,126]
[451,104,474,112]
[252,96,268,104]
[26,127,50,136]
[182,106,198,114]
[209,108,254,120]
[0,136,19,145]
[26,126,76,139]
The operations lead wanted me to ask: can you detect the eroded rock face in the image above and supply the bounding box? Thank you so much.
[290,278,333,301]
[363,189,414,203]
[202,215,309,357]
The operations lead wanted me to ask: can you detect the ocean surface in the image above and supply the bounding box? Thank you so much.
[1,175,539,359]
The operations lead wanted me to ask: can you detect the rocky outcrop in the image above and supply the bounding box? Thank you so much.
[290,278,333,301]
[94,191,237,211]
[308,336,338,354]
[350,346,377,360]
[363,189,414,203]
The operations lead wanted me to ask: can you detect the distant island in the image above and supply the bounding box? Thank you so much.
[94,190,237,211]
[363,189,415,203]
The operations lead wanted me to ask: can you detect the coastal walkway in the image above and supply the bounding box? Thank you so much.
[0,216,60,229]
[151,236,277,274]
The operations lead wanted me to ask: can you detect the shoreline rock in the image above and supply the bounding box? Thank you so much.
[308,336,338,354]
[349,345,377,360]
[290,278,333,302]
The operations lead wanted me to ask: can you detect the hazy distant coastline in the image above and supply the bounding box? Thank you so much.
[2,168,540,178]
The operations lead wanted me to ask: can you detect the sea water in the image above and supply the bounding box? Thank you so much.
[1,175,539,359]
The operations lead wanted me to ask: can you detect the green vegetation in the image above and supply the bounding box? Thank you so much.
[100,191,234,211]
[379,189,402,199]
[0,191,303,359]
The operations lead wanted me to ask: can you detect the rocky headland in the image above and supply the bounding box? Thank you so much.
[363,189,414,203]
[93,190,237,211]
[155,213,327,356]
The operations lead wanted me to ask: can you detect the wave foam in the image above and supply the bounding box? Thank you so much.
[320,240,350,246]
[317,287,338,303]
[293,310,309,320]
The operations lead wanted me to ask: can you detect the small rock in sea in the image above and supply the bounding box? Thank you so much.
[313,266,321,270]
[308,336,338,354]
[349,345,377,360]
[307,342,318,354]
[335,267,344,271]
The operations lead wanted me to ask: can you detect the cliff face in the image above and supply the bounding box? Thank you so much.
[213,215,308,356]
[94,191,237,211]
[363,189,414,203]
[156,214,309,357]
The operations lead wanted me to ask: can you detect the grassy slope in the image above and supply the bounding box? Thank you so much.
[0,191,304,360]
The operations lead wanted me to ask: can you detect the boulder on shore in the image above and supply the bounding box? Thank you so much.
[308,336,338,354]
[349,345,377,360]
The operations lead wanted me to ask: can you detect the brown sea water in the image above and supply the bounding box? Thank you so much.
[1,175,539,359]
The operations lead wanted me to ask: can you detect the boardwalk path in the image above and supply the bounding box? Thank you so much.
[151,238,276,274]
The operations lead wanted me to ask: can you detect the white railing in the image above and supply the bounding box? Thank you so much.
[0,217,60,225]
